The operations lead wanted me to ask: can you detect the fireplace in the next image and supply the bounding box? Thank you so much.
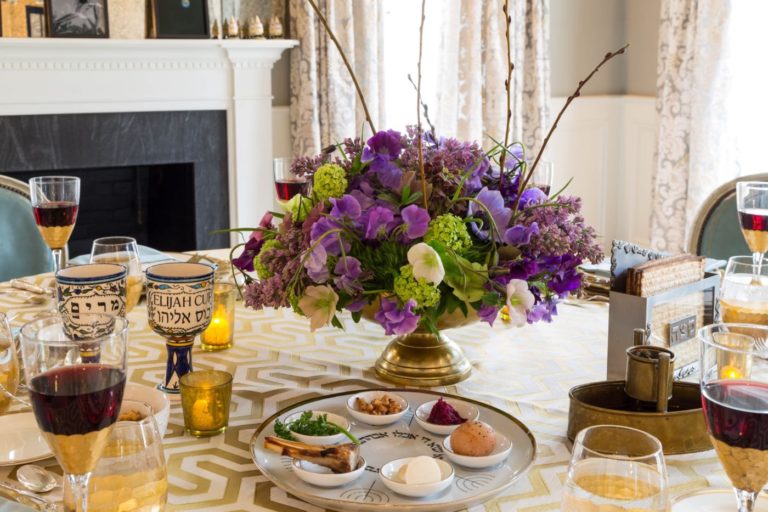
[0,111,229,254]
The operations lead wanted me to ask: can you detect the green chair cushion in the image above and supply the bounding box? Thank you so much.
[0,187,53,281]
[697,192,751,261]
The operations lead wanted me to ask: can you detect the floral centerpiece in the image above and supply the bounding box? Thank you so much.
[230,0,625,385]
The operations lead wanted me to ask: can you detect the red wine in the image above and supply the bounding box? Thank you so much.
[534,184,551,196]
[29,364,125,436]
[702,380,768,450]
[32,202,78,227]
[275,180,307,201]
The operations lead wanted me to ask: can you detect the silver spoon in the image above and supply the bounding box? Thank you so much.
[16,464,59,493]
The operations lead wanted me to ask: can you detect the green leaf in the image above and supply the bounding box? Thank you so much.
[481,292,501,306]
[457,300,469,317]
[444,256,488,303]
[444,293,462,314]
[331,316,344,330]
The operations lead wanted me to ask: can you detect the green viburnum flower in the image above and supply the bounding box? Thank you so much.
[394,264,440,309]
[313,164,348,201]
[424,214,472,253]
[284,194,313,221]
[253,239,282,279]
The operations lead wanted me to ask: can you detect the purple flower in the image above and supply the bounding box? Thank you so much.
[374,298,420,335]
[527,299,558,323]
[467,187,512,241]
[362,130,403,189]
[477,305,499,326]
[503,222,540,246]
[346,297,368,312]
[348,177,376,210]
[362,206,395,240]
[310,217,349,256]
[304,244,329,283]
[464,157,491,192]
[503,146,525,170]
[334,256,363,294]
[232,212,274,272]
[548,266,582,295]
[519,187,547,208]
[401,204,430,240]
[330,195,362,221]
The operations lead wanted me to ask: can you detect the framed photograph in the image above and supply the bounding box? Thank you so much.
[2,0,46,37]
[151,0,209,39]
[44,0,109,38]
[26,6,45,37]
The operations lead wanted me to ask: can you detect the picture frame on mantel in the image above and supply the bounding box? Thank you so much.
[45,0,109,38]
[150,0,209,39]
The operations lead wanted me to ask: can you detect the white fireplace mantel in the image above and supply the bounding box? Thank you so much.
[0,38,297,236]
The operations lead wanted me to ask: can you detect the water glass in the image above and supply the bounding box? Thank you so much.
[0,312,19,414]
[562,425,669,511]
[90,236,143,313]
[64,400,168,512]
[273,157,307,201]
[180,370,232,437]
[531,161,554,196]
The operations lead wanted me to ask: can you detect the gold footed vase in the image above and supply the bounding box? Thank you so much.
[365,303,476,387]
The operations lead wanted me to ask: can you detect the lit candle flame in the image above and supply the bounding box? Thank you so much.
[720,365,743,380]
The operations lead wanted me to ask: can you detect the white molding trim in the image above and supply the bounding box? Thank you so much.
[0,38,298,238]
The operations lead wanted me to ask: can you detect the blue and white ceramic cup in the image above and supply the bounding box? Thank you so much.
[55,263,127,340]
[146,262,214,393]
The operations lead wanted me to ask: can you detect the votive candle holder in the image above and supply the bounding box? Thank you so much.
[179,370,232,437]
[201,283,236,351]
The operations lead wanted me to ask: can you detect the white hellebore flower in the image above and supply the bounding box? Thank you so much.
[298,285,339,332]
[505,279,535,327]
[407,243,445,285]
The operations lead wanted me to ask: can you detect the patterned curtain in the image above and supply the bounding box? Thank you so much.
[289,0,385,157]
[650,0,735,252]
[435,0,550,154]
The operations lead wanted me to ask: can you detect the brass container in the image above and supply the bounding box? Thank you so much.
[363,301,476,387]
[625,345,675,411]
[568,381,711,455]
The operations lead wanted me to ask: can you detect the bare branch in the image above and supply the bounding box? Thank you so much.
[498,0,514,189]
[407,73,436,135]
[306,0,376,135]
[416,0,428,210]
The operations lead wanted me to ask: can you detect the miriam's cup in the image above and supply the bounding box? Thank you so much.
[55,263,127,340]
[145,262,214,393]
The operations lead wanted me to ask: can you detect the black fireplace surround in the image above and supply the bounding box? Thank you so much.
[0,111,229,255]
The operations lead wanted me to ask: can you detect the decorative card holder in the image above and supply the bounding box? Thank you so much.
[607,273,720,381]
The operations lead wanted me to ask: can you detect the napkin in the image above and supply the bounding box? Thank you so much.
[69,245,176,266]
[0,493,43,512]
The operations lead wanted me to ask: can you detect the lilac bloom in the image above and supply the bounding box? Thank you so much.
[303,243,329,283]
[362,206,395,240]
[467,187,512,241]
[362,130,403,190]
[401,204,430,240]
[519,187,548,208]
[374,298,420,336]
[310,217,349,256]
[503,222,540,246]
[330,195,362,221]
[477,305,499,327]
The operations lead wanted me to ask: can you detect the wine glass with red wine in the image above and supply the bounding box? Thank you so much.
[19,313,128,512]
[29,176,81,272]
[736,182,768,272]
[273,157,308,201]
[699,323,768,512]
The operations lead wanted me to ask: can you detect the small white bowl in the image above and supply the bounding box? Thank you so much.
[123,383,171,436]
[291,456,366,488]
[442,433,512,469]
[283,411,352,445]
[346,391,409,426]
[414,399,480,436]
[379,457,454,498]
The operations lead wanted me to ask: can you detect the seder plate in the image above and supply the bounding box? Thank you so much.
[250,389,536,512]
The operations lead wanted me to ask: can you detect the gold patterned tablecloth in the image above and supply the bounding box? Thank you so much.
[0,270,727,511]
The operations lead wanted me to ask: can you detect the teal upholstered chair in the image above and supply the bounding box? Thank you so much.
[0,175,53,281]
[688,174,768,261]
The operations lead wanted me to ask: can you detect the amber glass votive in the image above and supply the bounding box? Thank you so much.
[179,370,232,437]
[201,283,236,351]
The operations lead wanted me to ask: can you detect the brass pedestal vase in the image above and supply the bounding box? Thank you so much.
[365,303,476,387]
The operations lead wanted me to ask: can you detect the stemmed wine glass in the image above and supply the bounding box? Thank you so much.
[19,313,128,512]
[29,176,81,273]
[736,182,768,273]
[273,157,307,201]
[720,256,768,326]
[90,236,143,313]
[562,425,669,511]
[699,324,768,512]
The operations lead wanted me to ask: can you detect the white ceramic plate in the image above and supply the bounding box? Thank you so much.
[379,457,454,498]
[673,489,768,511]
[443,433,512,469]
[346,391,409,426]
[251,389,536,512]
[0,412,52,466]
[292,457,367,488]
[283,410,352,445]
